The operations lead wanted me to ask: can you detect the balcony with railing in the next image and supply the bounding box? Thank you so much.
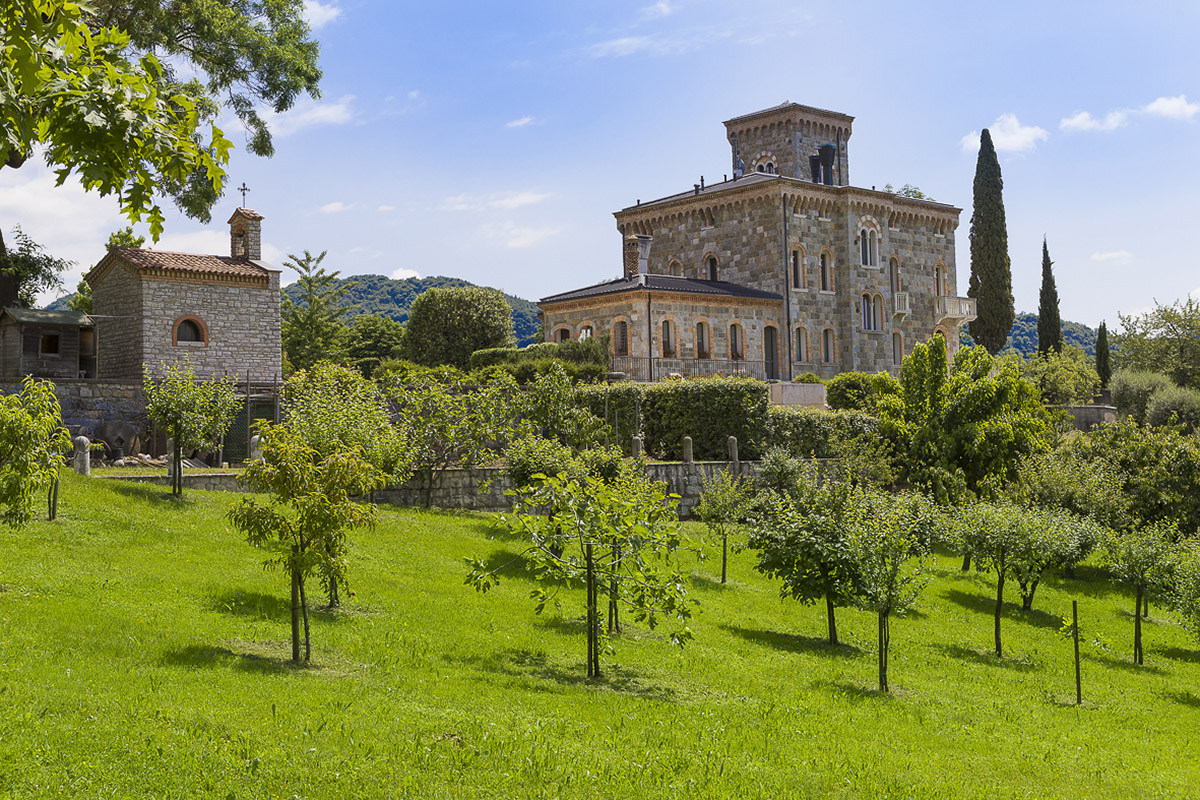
[893,291,911,317]
[936,296,977,325]
[610,356,773,382]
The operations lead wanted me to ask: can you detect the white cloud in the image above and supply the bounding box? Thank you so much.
[640,1,676,19]
[960,114,1049,153]
[391,267,421,280]
[407,90,421,101]
[377,204,396,212]
[153,230,228,255]
[302,1,341,29]
[1060,110,1128,132]
[505,116,536,128]
[589,36,656,58]
[267,94,355,137]
[1142,94,1200,120]
[319,201,353,214]
[439,191,551,212]
[480,221,559,249]
[1091,250,1134,264]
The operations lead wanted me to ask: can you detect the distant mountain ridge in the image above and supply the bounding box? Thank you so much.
[961,312,1097,357]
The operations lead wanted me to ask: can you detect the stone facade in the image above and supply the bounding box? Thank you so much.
[0,379,143,434]
[86,208,281,382]
[541,102,976,380]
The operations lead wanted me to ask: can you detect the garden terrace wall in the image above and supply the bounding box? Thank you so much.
[375,461,761,519]
[99,473,248,492]
[0,379,144,435]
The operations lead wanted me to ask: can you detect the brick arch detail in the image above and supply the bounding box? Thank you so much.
[173,315,209,346]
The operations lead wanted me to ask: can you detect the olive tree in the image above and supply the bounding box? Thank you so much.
[1101,524,1175,666]
[0,377,70,526]
[143,360,241,496]
[845,489,935,693]
[695,469,754,584]
[227,422,385,663]
[467,472,694,679]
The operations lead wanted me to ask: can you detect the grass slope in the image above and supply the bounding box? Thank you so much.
[1,474,1198,798]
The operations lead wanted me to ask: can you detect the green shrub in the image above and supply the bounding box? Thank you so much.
[826,372,876,411]
[766,406,879,459]
[519,342,560,361]
[504,436,575,488]
[576,383,643,455]
[640,376,769,460]
[469,347,518,370]
[375,359,467,387]
[756,446,808,498]
[1111,370,1174,424]
[509,359,606,385]
[574,445,630,484]
[1146,385,1200,433]
[793,372,824,384]
[554,336,610,365]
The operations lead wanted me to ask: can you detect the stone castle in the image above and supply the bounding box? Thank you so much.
[539,101,976,380]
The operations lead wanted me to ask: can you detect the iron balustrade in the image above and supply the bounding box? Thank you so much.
[610,356,774,382]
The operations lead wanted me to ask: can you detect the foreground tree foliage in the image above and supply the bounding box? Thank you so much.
[696,469,754,584]
[845,489,935,693]
[0,227,70,309]
[877,334,1053,506]
[1009,346,1100,406]
[342,315,405,378]
[0,377,69,526]
[967,129,1014,355]
[402,286,515,370]
[468,472,694,679]
[229,423,385,663]
[143,359,241,496]
[1114,298,1200,391]
[1102,524,1175,666]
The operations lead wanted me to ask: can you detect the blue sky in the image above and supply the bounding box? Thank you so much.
[5,0,1200,328]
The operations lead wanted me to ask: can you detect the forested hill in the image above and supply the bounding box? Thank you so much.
[961,312,1098,357]
[283,274,542,346]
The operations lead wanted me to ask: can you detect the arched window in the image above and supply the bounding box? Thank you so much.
[556,327,570,343]
[791,249,803,289]
[707,256,719,281]
[661,320,674,357]
[579,325,593,340]
[765,163,775,174]
[756,164,765,173]
[667,259,683,277]
[795,326,808,362]
[695,321,709,359]
[861,294,875,330]
[890,257,901,292]
[860,229,878,266]
[935,264,946,297]
[823,328,836,364]
[874,296,885,330]
[892,332,904,366]
[614,321,629,356]
[819,252,832,291]
[173,316,208,345]
[729,323,743,359]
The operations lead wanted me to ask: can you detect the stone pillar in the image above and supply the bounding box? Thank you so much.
[72,437,90,476]
[631,435,643,459]
[682,436,693,463]
[727,435,740,476]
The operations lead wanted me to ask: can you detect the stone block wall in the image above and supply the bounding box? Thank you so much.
[0,379,144,435]
[92,263,144,379]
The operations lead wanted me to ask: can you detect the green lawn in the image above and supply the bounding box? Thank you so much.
[1,473,1197,798]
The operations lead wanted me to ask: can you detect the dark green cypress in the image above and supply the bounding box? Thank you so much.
[968,129,1015,354]
[1037,237,1062,355]
[1096,320,1111,388]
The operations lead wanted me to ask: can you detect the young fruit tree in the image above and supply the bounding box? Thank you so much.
[1170,544,1200,645]
[0,377,70,526]
[281,361,414,606]
[467,472,695,679]
[956,501,1031,657]
[695,468,754,584]
[1007,507,1101,611]
[143,360,241,496]
[227,422,386,663]
[845,489,935,693]
[1101,524,1175,666]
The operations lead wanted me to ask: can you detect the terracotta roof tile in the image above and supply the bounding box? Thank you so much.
[111,248,271,280]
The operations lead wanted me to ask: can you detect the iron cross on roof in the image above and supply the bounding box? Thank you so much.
[237,182,250,206]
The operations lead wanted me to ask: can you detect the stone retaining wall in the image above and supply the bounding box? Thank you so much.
[100,473,248,492]
[0,379,144,435]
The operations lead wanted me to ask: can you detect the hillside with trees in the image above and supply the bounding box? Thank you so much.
[962,312,1097,357]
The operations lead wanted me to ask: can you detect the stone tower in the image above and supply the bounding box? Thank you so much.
[724,102,854,186]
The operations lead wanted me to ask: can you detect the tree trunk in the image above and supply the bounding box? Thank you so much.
[1134,584,1144,666]
[994,572,1005,658]
[290,551,301,663]
[299,574,311,662]
[1020,577,1039,611]
[1142,593,1150,619]
[825,591,839,646]
[961,552,971,572]
[878,610,890,693]
[586,543,599,678]
[173,439,183,497]
[608,544,620,634]
[721,531,728,584]
[327,573,340,609]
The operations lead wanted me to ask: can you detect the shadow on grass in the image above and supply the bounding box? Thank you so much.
[1055,564,1127,600]
[722,623,862,658]
[689,573,737,593]
[1155,646,1200,663]
[933,643,1038,672]
[450,646,677,702]
[208,589,358,625]
[101,479,200,506]
[809,679,892,702]
[1081,650,1167,675]
[161,643,320,674]
[1164,690,1200,708]
[942,589,1061,630]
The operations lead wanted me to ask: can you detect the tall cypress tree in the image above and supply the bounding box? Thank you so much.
[1096,320,1112,388]
[1037,237,1062,355]
[968,129,1015,354]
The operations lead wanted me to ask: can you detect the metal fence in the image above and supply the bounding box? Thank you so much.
[610,356,775,382]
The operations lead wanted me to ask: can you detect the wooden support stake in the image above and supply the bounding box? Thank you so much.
[1073,600,1082,706]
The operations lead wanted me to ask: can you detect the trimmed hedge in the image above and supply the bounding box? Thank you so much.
[826,371,875,411]
[1146,385,1200,433]
[1111,370,1174,424]
[469,338,610,371]
[766,406,880,459]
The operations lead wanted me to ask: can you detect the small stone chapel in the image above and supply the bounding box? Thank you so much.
[84,208,282,382]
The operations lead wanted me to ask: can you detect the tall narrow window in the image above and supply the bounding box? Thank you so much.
[823,329,835,363]
[730,323,743,359]
[579,325,593,340]
[707,257,719,281]
[890,257,901,292]
[860,235,869,266]
[791,250,801,289]
[862,294,874,330]
[696,322,709,358]
[795,327,807,362]
[892,333,903,366]
[614,321,629,356]
[662,320,674,357]
[935,265,945,297]
[874,296,885,330]
[819,253,830,291]
[860,230,878,266]
[556,328,570,343]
